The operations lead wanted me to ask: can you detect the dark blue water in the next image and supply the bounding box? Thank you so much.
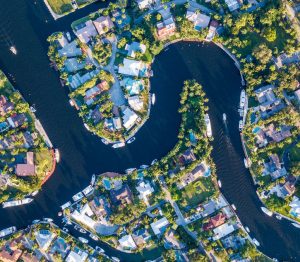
[0,1,300,261]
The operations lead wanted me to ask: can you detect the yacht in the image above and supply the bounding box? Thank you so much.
[292,223,300,228]
[151,159,158,165]
[127,137,136,144]
[32,220,40,224]
[244,158,248,168]
[43,218,53,223]
[276,215,282,220]
[62,227,69,233]
[9,46,17,55]
[111,257,120,262]
[82,185,94,196]
[152,93,156,105]
[0,226,16,238]
[31,190,39,196]
[218,180,222,188]
[72,192,84,202]
[239,120,244,131]
[245,226,250,233]
[125,168,136,174]
[78,237,89,244]
[95,246,105,253]
[69,99,74,106]
[261,207,273,217]
[2,198,33,208]
[231,204,237,211]
[140,164,149,169]
[89,233,99,241]
[55,149,60,163]
[204,114,212,138]
[90,174,96,186]
[252,238,260,246]
[84,123,90,131]
[79,228,86,234]
[101,138,109,145]
[61,201,71,210]
[66,32,71,41]
[30,106,36,113]
[222,113,226,122]
[112,142,125,148]
[240,89,246,109]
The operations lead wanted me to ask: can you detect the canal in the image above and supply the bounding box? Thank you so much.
[0,0,300,261]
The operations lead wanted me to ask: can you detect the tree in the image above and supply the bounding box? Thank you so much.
[252,44,272,64]
[263,27,277,42]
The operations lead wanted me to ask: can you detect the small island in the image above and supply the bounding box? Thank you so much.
[0,71,56,205]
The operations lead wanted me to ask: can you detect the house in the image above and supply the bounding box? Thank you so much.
[136,180,154,205]
[294,89,300,103]
[213,222,237,240]
[58,40,82,58]
[75,20,98,44]
[221,235,246,250]
[65,247,88,262]
[7,114,27,128]
[89,195,110,221]
[64,58,87,73]
[164,229,186,249]
[20,252,39,262]
[186,10,210,31]
[125,42,146,58]
[178,148,196,165]
[206,21,218,41]
[156,17,176,40]
[57,35,69,48]
[84,85,102,105]
[22,131,36,148]
[111,9,131,28]
[34,229,56,251]
[136,0,153,9]
[203,213,227,231]
[273,51,300,69]
[264,123,292,143]
[128,95,144,111]
[150,217,169,236]
[50,237,70,259]
[225,0,240,12]
[68,70,99,90]
[279,181,295,198]
[132,228,151,246]
[89,105,103,124]
[93,16,114,35]
[118,234,137,250]
[0,122,9,133]
[0,96,14,116]
[113,117,122,130]
[118,58,149,77]
[0,239,23,262]
[15,152,35,177]
[122,107,139,130]
[120,78,144,95]
[263,154,287,180]
[253,127,268,148]
[110,184,133,206]
[71,203,97,229]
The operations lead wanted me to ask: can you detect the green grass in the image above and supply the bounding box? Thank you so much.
[290,142,300,162]
[47,0,73,15]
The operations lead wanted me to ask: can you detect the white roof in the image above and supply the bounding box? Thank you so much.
[76,20,98,44]
[122,107,139,130]
[118,234,137,249]
[150,217,169,235]
[295,89,300,101]
[225,0,240,11]
[66,250,88,262]
[71,204,96,229]
[118,58,146,77]
[128,96,143,111]
[136,181,154,199]
[213,222,235,240]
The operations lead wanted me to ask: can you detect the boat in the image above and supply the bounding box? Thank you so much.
[32,219,40,224]
[245,226,250,233]
[223,113,226,122]
[89,233,99,241]
[244,158,248,168]
[78,237,89,244]
[152,93,156,105]
[204,114,212,138]
[10,46,17,55]
[58,211,62,217]
[140,165,149,169]
[239,120,244,131]
[112,142,125,148]
[292,223,300,228]
[127,137,136,144]
[101,138,109,145]
[31,190,39,196]
[84,123,90,131]
[79,228,86,234]
[276,215,282,220]
[95,246,105,253]
[55,149,60,163]
[43,218,53,223]
[125,168,136,174]
[30,106,36,113]
[2,198,33,208]
[72,192,84,202]
[69,99,74,106]
[239,89,246,108]
[91,174,96,186]
[218,180,222,188]
[62,227,69,233]
[111,257,120,262]
[66,32,71,41]
[252,238,260,246]
[0,226,16,238]
[151,159,158,165]
[61,201,71,210]
[261,207,273,217]
[231,204,237,210]
[82,185,94,196]
[238,108,244,117]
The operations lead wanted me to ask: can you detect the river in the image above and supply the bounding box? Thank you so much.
[0,1,300,261]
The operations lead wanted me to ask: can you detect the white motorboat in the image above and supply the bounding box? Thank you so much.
[112,142,125,148]
[84,123,90,131]
[79,228,86,234]
[61,201,71,210]
[82,185,94,196]
[101,138,109,145]
[10,46,17,55]
[55,149,60,163]
[151,159,158,165]
[2,198,33,208]
[125,168,136,174]
[43,218,53,223]
[231,204,237,211]
[31,190,39,196]
[244,158,248,168]
[66,32,71,41]
[152,93,156,105]
[95,246,105,253]
[111,257,120,262]
[78,237,89,244]
[276,215,282,220]
[245,226,250,233]
[32,219,40,224]
[30,106,36,113]
[252,238,260,246]
[72,192,84,202]
[0,226,16,238]
[218,180,222,188]
[62,227,69,233]
[204,114,212,138]
[292,223,300,228]
[240,89,246,108]
[261,207,273,217]
[127,137,136,144]
[239,120,244,131]
[91,174,96,186]
[140,165,149,169]
[223,113,226,122]
[69,99,74,106]
[89,233,99,241]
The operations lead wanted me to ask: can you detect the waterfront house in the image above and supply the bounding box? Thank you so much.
[0,239,23,262]
[50,237,70,259]
[68,70,99,90]
[89,195,111,221]
[22,131,36,148]
[164,229,186,249]
[0,96,14,116]
[273,51,300,69]
[178,148,196,165]
[34,230,56,251]
[113,117,122,130]
[136,180,154,205]
[64,58,87,73]
[104,118,115,131]
[16,152,35,177]
[213,222,237,241]
[279,181,295,198]
[128,95,144,111]
[122,107,139,130]
[118,58,149,77]
[221,235,246,250]
[225,0,241,12]
[150,217,169,236]
[136,0,153,9]
[156,16,176,40]
[132,228,151,246]
[74,20,98,44]
[65,247,88,262]
[206,21,219,41]
[93,16,114,35]
[110,184,133,206]
[120,78,144,95]
[125,42,147,58]
[7,113,27,128]
[186,9,210,31]
[264,123,292,143]
[253,127,268,148]
[57,35,69,48]
[84,85,103,105]
[89,105,103,124]
[203,212,227,231]
[263,154,287,180]
[71,203,97,229]
[118,234,137,250]
[58,40,82,58]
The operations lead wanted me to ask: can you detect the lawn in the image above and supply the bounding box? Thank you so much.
[47,0,73,15]
[290,142,300,162]
[35,150,54,177]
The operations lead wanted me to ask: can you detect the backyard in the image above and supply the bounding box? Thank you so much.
[46,0,73,15]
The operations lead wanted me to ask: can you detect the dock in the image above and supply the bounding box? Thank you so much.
[34,119,53,148]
